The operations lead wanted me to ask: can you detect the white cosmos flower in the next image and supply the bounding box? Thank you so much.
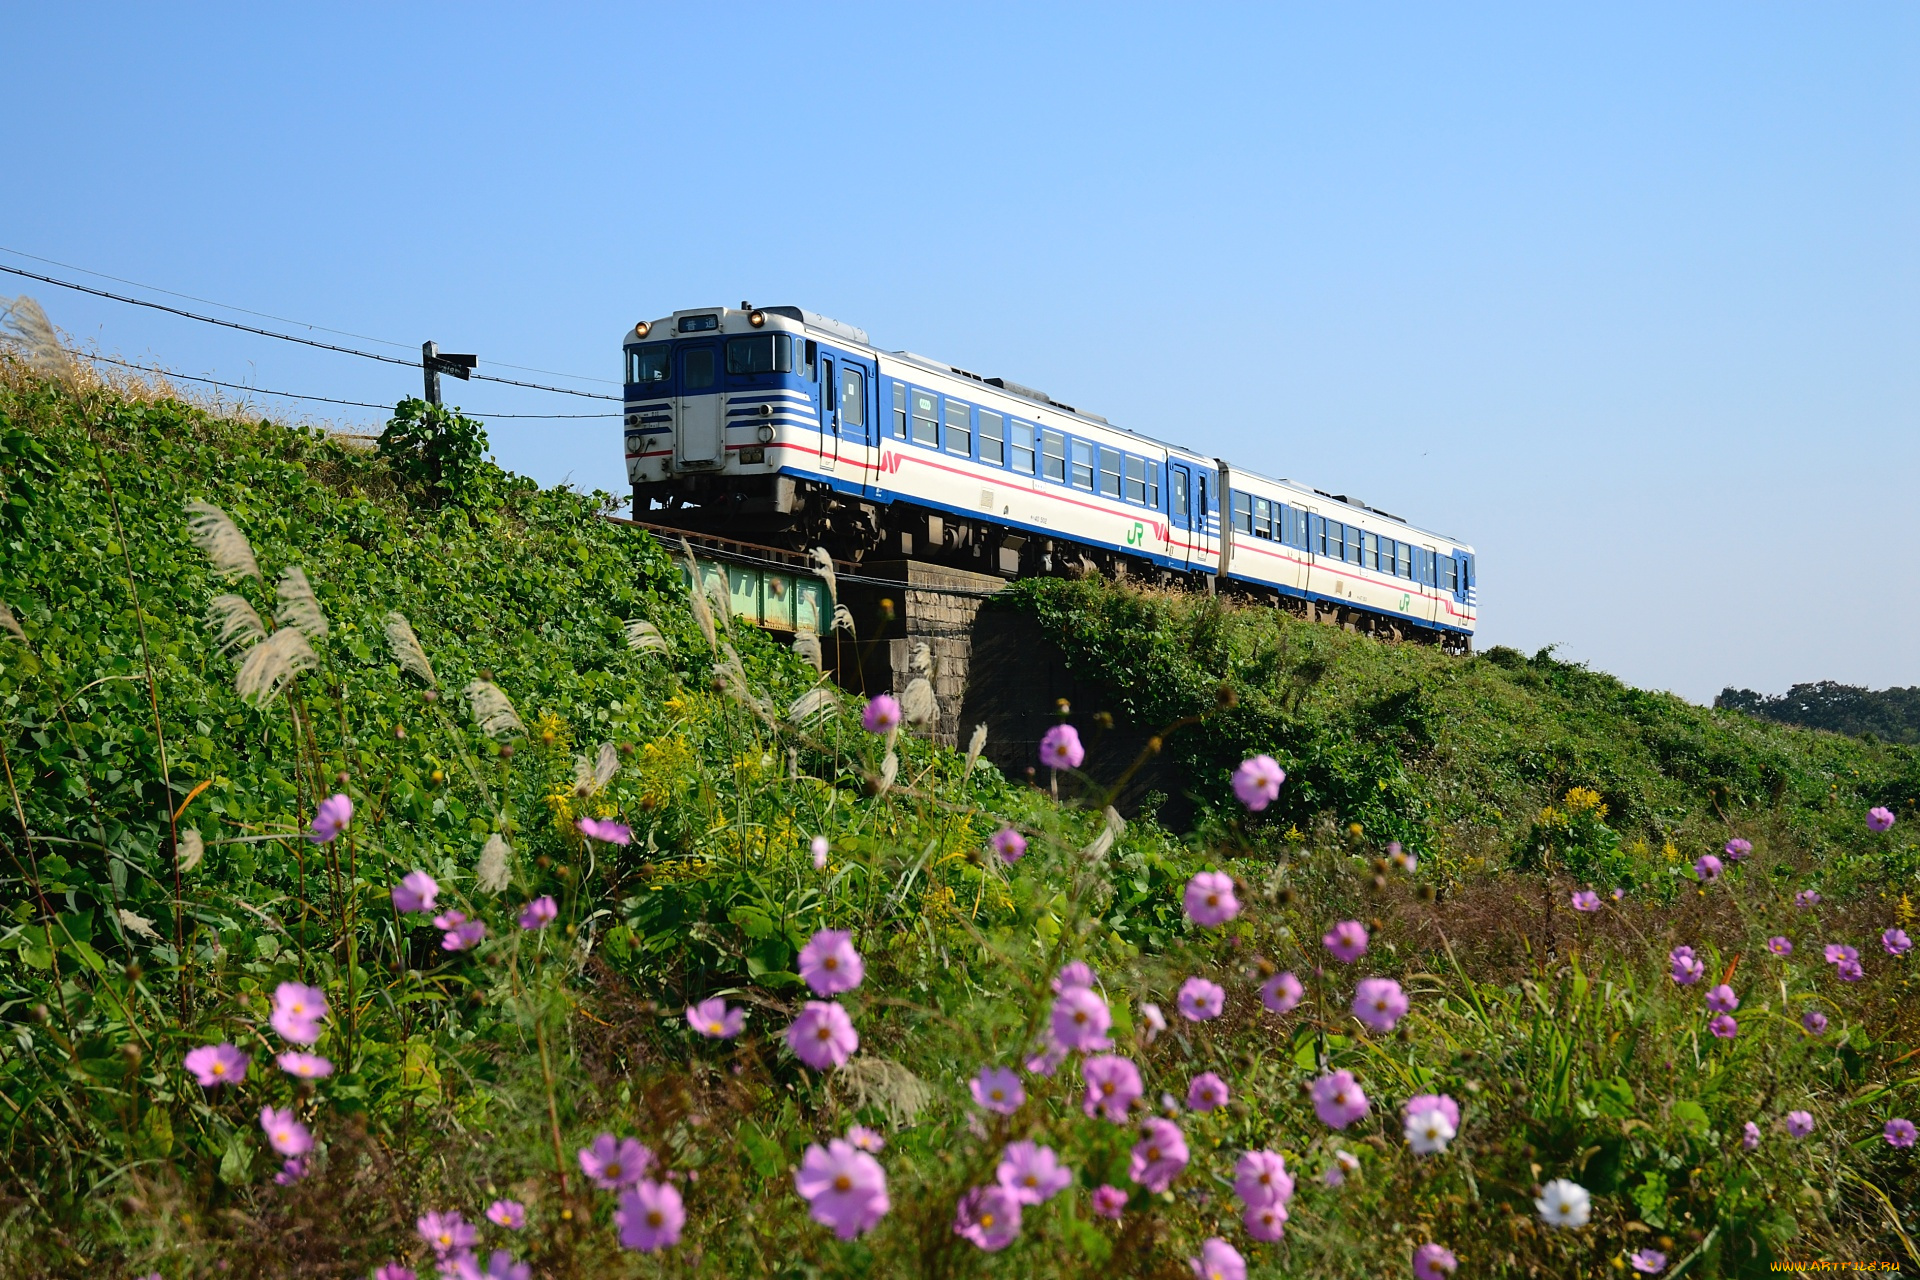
[1535,1178,1591,1229]
[1404,1107,1456,1155]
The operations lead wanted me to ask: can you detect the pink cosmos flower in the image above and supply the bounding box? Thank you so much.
[1885,1118,1917,1148]
[309,793,353,844]
[1311,1070,1369,1130]
[1183,871,1240,927]
[1694,853,1722,883]
[1708,1014,1738,1039]
[1187,1072,1230,1111]
[1724,837,1752,861]
[862,694,902,734]
[1051,961,1096,993]
[1414,1243,1459,1279]
[576,817,631,845]
[786,1001,859,1070]
[798,929,865,996]
[1176,976,1225,1021]
[1387,841,1417,873]
[996,1140,1071,1204]
[374,1266,416,1280]
[1742,1121,1760,1150]
[1324,1149,1360,1186]
[1082,1054,1143,1122]
[615,1180,684,1252]
[1884,928,1913,956]
[1352,977,1409,1033]
[953,1183,1022,1251]
[1767,936,1793,957]
[1052,985,1112,1050]
[991,827,1027,863]
[277,1051,333,1079]
[1612,887,1627,900]
[1261,971,1304,1014]
[271,981,329,1044]
[475,1252,532,1280]
[1140,1002,1166,1043]
[847,1124,885,1153]
[434,910,486,952]
[1836,959,1864,982]
[1795,889,1821,907]
[1704,984,1739,1014]
[1570,890,1600,912]
[391,870,440,914]
[1090,1185,1128,1218]
[1233,1150,1294,1207]
[1669,946,1705,986]
[1230,755,1285,811]
[274,1156,308,1186]
[1039,723,1084,769]
[1243,1199,1287,1242]
[1323,920,1369,964]
[971,1066,1025,1114]
[1629,1250,1666,1275]
[795,1138,888,1239]
[517,896,557,930]
[418,1211,477,1257]
[1025,1037,1068,1076]
[1824,943,1858,966]
[577,1133,653,1189]
[685,997,744,1039]
[1868,806,1896,833]
[184,1042,249,1088]
[1189,1238,1246,1280]
[810,835,830,869]
[1128,1117,1189,1192]
[1404,1093,1461,1133]
[1785,1110,1815,1138]
[486,1200,526,1229]
[1802,1010,1828,1035]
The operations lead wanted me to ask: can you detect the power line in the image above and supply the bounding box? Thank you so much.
[0,263,620,401]
[0,245,620,386]
[80,353,617,418]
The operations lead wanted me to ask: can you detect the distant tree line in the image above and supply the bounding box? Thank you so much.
[1717,681,1920,745]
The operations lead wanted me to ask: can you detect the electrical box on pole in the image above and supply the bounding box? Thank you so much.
[421,341,477,406]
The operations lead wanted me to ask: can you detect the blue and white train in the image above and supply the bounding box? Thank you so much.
[625,305,1477,649]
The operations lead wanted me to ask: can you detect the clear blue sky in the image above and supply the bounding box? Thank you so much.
[5,4,1916,703]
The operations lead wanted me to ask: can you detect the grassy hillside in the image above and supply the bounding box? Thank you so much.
[0,352,1915,1278]
[1008,576,1920,897]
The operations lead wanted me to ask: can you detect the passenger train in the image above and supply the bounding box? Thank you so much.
[624,305,1477,649]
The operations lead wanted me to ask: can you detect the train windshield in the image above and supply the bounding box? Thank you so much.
[725,333,793,375]
[628,343,671,385]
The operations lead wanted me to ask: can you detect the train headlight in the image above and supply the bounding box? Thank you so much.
[749,309,766,328]
[756,423,775,444]
[634,320,651,338]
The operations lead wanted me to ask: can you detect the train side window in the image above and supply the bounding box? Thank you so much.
[1098,447,1122,498]
[1398,542,1412,578]
[1231,491,1252,533]
[800,340,815,380]
[1308,513,1325,555]
[1251,496,1271,538]
[1011,421,1036,473]
[840,367,864,428]
[1171,466,1188,517]
[1041,429,1066,481]
[1465,554,1475,587]
[682,347,716,390]
[911,390,939,446]
[1070,440,1095,490]
[1348,530,1364,565]
[1125,455,1146,503]
[943,399,972,455]
[1361,531,1376,568]
[979,410,1005,465]
[1444,556,1459,591]
[1149,463,1159,508]
[891,382,907,438]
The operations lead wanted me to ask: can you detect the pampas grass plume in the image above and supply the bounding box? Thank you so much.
[184,502,262,581]
[0,600,26,644]
[207,594,266,657]
[0,296,74,379]
[177,828,205,873]
[476,834,511,894]
[234,627,316,707]
[464,679,524,738]
[624,618,670,655]
[383,612,437,687]
[274,568,329,640]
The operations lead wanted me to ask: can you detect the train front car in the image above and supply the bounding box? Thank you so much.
[625,305,881,549]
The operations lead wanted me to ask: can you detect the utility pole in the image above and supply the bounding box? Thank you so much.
[421,340,477,406]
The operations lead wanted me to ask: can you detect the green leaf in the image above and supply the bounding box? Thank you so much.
[737,1122,783,1180]
[218,1129,254,1185]
[1671,1099,1709,1137]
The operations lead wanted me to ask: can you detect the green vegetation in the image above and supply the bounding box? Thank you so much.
[1009,576,1920,895]
[1719,682,1920,748]
[0,355,1915,1278]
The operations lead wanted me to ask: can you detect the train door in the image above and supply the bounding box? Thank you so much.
[673,340,724,467]
[817,354,838,472]
[1170,464,1195,570]
[835,355,876,490]
[1421,545,1442,623]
